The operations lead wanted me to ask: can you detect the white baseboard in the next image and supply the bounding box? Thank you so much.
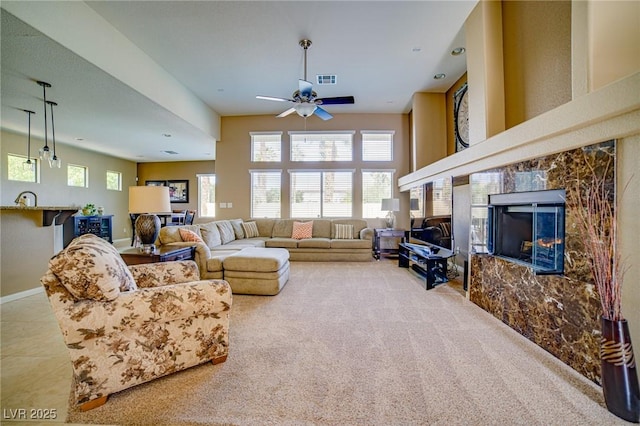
[1,286,44,304]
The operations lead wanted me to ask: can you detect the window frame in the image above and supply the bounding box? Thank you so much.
[7,153,39,183]
[250,131,282,162]
[361,169,395,219]
[105,170,122,191]
[197,173,216,218]
[289,131,355,162]
[67,163,89,188]
[361,130,394,162]
[289,169,354,218]
[250,170,282,218]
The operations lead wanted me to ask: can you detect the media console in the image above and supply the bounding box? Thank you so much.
[398,241,453,290]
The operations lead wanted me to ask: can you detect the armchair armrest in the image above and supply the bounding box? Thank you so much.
[61,279,232,345]
[360,227,374,241]
[128,260,200,288]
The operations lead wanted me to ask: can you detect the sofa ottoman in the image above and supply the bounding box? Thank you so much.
[222,248,290,295]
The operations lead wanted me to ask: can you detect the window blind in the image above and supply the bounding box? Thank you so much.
[251,170,281,218]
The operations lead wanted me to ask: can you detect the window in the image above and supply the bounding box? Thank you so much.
[106,170,122,191]
[251,170,281,218]
[362,171,393,218]
[251,132,282,162]
[432,178,452,216]
[290,132,354,162]
[198,174,216,217]
[67,164,88,187]
[7,154,38,182]
[362,131,394,161]
[290,170,353,218]
[470,172,504,253]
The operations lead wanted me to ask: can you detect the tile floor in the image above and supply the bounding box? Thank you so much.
[1,291,72,424]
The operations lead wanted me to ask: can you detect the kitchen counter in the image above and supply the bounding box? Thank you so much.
[0,205,79,226]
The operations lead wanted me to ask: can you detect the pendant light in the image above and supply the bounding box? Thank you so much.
[47,100,61,168]
[22,109,36,171]
[37,81,51,161]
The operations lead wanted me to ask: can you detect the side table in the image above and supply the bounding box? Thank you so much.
[119,245,196,266]
[373,228,406,260]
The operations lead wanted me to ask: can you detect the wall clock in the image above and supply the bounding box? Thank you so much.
[454,82,469,152]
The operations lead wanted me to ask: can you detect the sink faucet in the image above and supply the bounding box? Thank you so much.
[14,191,37,207]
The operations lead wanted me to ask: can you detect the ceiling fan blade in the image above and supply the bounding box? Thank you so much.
[313,106,333,121]
[276,107,297,118]
[316,96,355,105]
[256,95,293,102]
[298,79,314,98]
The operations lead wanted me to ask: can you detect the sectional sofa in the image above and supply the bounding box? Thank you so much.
[156,218,374,280]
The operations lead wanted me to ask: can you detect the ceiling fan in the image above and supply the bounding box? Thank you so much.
[256,39,355,120]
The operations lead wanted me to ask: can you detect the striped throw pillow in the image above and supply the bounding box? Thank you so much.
[242,221,260,238]
[291,221,313,240]
[334,223,354,239]
[439,222,451,237]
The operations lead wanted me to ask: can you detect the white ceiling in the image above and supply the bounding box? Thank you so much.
[1,1,477,162]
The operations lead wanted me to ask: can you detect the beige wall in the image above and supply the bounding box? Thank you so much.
[218,113,411,229]
[136,160,215,219]
[502,0,572,128]
[1,129,137,296]
[589,0,640,92]
[411,93,447,171]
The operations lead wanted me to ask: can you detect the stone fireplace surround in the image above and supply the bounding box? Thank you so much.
[469,140,615,384]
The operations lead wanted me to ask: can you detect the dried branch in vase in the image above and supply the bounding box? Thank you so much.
[569,156,628,321]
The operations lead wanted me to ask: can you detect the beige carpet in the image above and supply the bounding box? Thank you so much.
[67,260,624,425]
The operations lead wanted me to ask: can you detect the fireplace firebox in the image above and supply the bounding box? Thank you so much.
[488,189,565,274]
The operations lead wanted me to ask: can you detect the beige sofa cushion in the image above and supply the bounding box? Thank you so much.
[266,238,299,249]
[253,219,276,237]
[200,221,222,248]
[312,219,331,238]
[330,239,372,249]
[272,219,294,238]
[223,247,289,272]
[216,220,236,244]
[297,238,331,249]
[230,219,245,239]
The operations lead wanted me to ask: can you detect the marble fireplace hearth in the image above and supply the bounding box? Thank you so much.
[469,140,615,384]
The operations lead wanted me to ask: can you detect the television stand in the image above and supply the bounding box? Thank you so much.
[399,242,453,290]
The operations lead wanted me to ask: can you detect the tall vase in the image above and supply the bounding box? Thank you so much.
[601,317,640,423]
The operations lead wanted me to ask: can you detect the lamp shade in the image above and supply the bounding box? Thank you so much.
[380,198,400,212]
[128,186,171,214]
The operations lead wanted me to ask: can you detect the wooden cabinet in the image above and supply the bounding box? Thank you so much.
[74,215,113,243]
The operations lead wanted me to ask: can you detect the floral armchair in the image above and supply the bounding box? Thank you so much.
[41,234,232,411]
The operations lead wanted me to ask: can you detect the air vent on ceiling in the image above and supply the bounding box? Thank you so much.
[316,75,337,85]
[163,150,179,155]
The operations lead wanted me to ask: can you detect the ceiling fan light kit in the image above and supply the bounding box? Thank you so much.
[256,39,355,121]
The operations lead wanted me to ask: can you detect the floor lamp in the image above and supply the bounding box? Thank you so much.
[128,186,172,253]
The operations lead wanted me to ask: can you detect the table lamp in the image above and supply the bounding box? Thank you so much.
[380,198,399,229]
[128,186,172,252]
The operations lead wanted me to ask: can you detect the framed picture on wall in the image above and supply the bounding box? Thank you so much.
[145,180,166,186]
[168,180,189,203]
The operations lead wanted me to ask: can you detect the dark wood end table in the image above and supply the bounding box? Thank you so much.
[373,228,406,260]
[119,245,196,266]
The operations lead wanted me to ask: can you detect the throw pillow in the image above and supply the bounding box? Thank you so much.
[230,219,245,239]
[179,228,204,244]
[334,223,354,239]
[242,221,260,238]
[292,221,313,240]
[200,221,222,248]
[216,220,236,244]
[49,234,136,301]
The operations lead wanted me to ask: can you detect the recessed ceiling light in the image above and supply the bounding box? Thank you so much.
[434,73,446,80]
[451,47,466,56]
[75,137,84,141]
[412,47,421,52]
[163,133,172,138]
